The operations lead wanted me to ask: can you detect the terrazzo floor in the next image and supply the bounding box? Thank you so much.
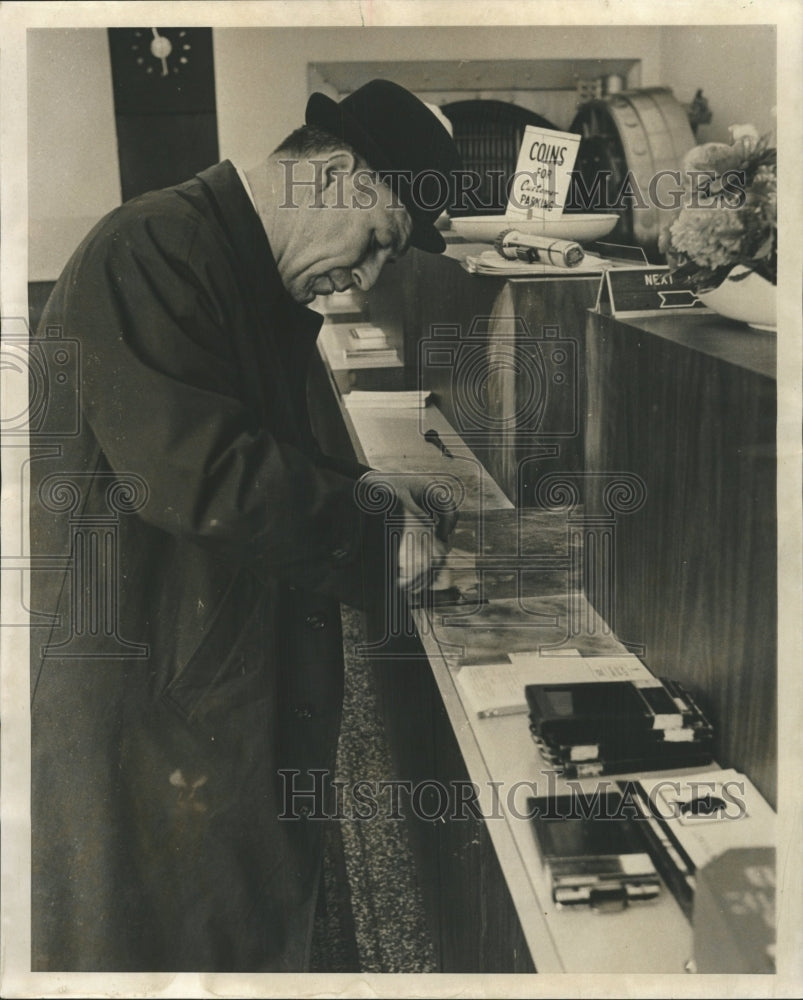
[310,607,437,973]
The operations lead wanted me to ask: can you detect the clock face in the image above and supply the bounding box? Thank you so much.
[108,27,216,115]
[129,28,192,77]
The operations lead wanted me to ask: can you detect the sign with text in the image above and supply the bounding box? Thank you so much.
[599,266,713,318]
[506,126,581,220]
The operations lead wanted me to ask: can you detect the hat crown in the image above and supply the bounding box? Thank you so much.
[306,79,463,253]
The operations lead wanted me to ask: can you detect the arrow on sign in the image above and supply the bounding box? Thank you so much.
[657,290,701,308]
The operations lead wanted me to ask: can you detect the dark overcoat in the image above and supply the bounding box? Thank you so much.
[30,161,384,971]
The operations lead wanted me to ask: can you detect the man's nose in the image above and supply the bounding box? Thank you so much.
[351,254,384,292]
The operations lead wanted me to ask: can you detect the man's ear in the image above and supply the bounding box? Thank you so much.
[315,150,358,193]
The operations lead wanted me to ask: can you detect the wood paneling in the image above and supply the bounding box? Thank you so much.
[484,278,599,503]
[365,245,599,505]
[585,311,777,806]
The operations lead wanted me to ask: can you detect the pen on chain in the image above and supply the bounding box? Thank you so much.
[477,705,529,719]
[424,428,454,458]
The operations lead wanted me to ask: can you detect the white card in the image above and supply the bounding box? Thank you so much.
[506,125,582,220]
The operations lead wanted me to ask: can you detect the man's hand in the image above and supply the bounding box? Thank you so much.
[392,475,458,596]
[356,471,460,596]
[396,505,448,596]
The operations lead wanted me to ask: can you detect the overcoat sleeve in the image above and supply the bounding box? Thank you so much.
[56,208,386,608]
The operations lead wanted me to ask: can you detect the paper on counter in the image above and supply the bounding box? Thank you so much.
[637,769,775,868]
[344,390,431,410]
[508,651,654,683]
[454,660,535,716]
[453,651,656,717]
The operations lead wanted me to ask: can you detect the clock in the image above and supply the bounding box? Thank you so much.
[108,27,216,115]
[129,28,194,78]
[107,27,219,201]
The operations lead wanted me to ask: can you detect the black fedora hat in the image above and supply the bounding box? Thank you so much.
[305,79,462,253]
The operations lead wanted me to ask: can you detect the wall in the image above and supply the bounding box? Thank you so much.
[212,26,662,167]
[659,25,776,143]
[27,24,777,280]
[27,29,120,281]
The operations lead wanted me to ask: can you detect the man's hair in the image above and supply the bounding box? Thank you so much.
[274,124,369,168]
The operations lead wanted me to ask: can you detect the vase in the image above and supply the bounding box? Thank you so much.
[696,266,776,331]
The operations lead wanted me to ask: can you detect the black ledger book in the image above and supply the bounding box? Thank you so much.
[527,790,661,909]
[525,679,686,745]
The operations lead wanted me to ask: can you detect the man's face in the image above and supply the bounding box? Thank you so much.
[276,162,414,306]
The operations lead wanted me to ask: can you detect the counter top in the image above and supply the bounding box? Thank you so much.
[315,330,702,973]
[602,310,776,380]
[313,275,776,974]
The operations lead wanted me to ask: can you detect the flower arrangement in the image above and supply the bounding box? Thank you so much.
[659,125,776,292]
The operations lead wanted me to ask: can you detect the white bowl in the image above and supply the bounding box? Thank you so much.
[450,213,619,244]
[696,266,776,331]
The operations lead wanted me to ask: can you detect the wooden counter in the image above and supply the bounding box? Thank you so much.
[585,310,777,807]
[308,254,777,972]
[313,360,699,972]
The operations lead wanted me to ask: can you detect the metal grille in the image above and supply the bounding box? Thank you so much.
[442,99,558,215]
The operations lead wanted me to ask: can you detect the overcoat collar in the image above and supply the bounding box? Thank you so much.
[194,159,324,348]
[192,161,325,448]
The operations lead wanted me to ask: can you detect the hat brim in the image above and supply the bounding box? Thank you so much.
[306,91,446,254]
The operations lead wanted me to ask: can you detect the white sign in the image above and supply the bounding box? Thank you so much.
[506,125,582,220]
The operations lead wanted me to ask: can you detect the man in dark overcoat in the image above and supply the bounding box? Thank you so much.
[30,80,461,971]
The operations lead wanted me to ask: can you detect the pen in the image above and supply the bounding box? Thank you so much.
[424,428,454,458]
[477,705,529,719]
[630,790,696,894]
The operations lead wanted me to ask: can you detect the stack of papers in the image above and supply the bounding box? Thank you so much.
[343,324,398,364]
[319,324,402,371]
[344,390,432,410]
[348,323,386,344]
